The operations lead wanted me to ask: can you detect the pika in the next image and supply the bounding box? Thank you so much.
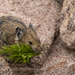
[0,16,42,53]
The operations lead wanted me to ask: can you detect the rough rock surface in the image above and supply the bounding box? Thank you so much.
[0,0,75,75]
[0,0,61,74]
[60,0,75,49]
[40,37,75,75]
[56,0,64,6]
[0,57,13,75]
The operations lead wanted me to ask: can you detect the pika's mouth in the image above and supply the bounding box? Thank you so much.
[33,47,42,53]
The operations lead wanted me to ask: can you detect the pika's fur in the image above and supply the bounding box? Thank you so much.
[0,16,42,53]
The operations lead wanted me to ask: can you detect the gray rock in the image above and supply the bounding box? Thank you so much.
[56,0,64,6]
[60,0,75,49]
[0,57,13,75]
[0,0,61,70]
[40,37,75,75]
[0,0,62,75]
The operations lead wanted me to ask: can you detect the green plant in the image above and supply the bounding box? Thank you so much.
[0,43,41,64]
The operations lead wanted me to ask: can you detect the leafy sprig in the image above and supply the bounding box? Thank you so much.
[0,43,41,64]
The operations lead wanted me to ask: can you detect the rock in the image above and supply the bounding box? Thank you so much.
[56,0,64,6]
[39,37,75,75]
[10,66,44,75]
[60,0,75,49]
[0,0,61,45]
[29,50,49,68]
[0,0,61,70]
[0,57,13,75]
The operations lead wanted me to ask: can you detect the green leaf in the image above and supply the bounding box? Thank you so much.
[0,43,42,64]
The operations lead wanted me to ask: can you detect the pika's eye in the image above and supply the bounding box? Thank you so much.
[29,41,32,45]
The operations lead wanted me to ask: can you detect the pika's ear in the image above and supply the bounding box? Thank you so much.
[29,23,36,31]
[15,27,24,40]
